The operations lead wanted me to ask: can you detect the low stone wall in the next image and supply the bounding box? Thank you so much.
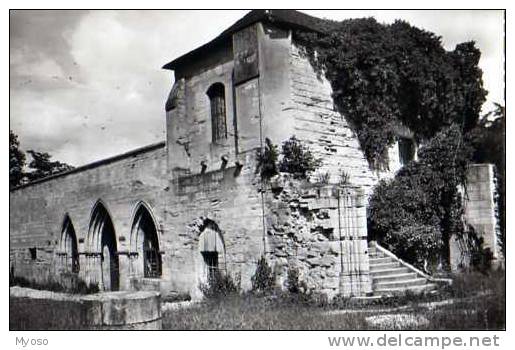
[9,287,161,330]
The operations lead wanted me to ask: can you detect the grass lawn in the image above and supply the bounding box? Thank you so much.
[162,270,505,330]
[10,270,505,330]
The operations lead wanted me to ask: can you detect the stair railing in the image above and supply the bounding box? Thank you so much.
[370,241,452,285]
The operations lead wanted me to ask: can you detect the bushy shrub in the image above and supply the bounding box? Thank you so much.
[368,125,473,266]
[338,170,350,187]
[279,136,321,179]
[251,256,275,295]
[199,270,240,299]
[384,224,443,270]
[314,171,331,185]
[256,138,279,181]
[74,278,100,294]
[162,293,192,303]
[285,266,308,294]
[460,225,495,273]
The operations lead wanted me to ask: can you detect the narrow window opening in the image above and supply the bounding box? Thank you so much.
[398,137,415,165]
[207,83,227,143]
[29,247,37,261]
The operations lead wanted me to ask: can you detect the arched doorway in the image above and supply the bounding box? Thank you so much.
[89,202,119,291]
[60,215,79,273]
[198,220,225,281]
[130,203,162,278]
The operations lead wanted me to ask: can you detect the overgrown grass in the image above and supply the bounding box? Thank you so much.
[10,269,504,330]
[10,297,89,330]
[10,273,99,294]
[163,271,505,330]
[162,295,368,330]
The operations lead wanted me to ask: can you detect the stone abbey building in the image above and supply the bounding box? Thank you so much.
[9,10,500,299]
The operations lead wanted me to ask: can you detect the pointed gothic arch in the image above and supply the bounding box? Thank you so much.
[130,202,162,278]
[88,200,119,291]
[59,214,79,273]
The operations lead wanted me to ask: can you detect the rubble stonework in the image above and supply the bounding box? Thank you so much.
[264,176,371,297]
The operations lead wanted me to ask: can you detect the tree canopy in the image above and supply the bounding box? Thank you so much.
[9,130,26,188]
[26,150,74,182]
[9,130,74,188]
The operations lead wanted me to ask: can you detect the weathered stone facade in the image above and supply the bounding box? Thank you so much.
[10,10,499,300]
[450,164,503,270]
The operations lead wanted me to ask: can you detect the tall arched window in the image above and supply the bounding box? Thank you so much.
[207,83,227,143]
[198,220,225,280]
[130,204,162,278]
[60,215,79,273]
[88,201,119,291]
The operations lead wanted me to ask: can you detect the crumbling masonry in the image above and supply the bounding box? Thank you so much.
[9,10,500,299]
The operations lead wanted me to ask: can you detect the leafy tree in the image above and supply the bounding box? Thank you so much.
[9,130,26,188]
[368,125,473,267]
[10,130,75,186]
[295,18,486,169]
[279,136,321,179]
[26,150,74,182]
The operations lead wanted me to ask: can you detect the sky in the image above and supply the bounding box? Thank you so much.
[9,10,505,167]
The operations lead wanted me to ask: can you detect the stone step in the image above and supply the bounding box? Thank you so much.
[368,251,386,258]
[368,242,438,297]
[370,267,412,276]
[369,262,401,270]
[371,272,418,282]
[374,278,428,289]
[373,283,438,296]
[368,257,394,264]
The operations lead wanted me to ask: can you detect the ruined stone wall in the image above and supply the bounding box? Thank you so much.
[450,164,502,270]
[166,49,237,176]
[162,151,265,299]
[264,176,371,298]
[285,43,397,196]
[9,144,168,290]
[10,21,388,300]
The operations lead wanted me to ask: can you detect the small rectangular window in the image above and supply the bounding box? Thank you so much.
[29,247,37,261]
[398,138,415,165]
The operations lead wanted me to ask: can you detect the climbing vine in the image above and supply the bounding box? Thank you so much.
[295,18,486,169]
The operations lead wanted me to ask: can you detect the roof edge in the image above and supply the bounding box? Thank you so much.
[163,10,325,71]
[10,141,166,192]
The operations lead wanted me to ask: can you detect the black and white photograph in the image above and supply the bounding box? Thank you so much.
[8,7,506,337]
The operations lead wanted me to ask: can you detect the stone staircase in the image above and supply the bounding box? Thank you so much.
[368,242,439,296]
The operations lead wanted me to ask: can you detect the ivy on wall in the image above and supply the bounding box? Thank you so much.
[295,18,486,169]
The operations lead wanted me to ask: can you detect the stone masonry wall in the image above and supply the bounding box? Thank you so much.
[286,43,397,196]
[450,164,502,270]
[264,175,371,298]
[9,144,168,291]
[162,150,265,299]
